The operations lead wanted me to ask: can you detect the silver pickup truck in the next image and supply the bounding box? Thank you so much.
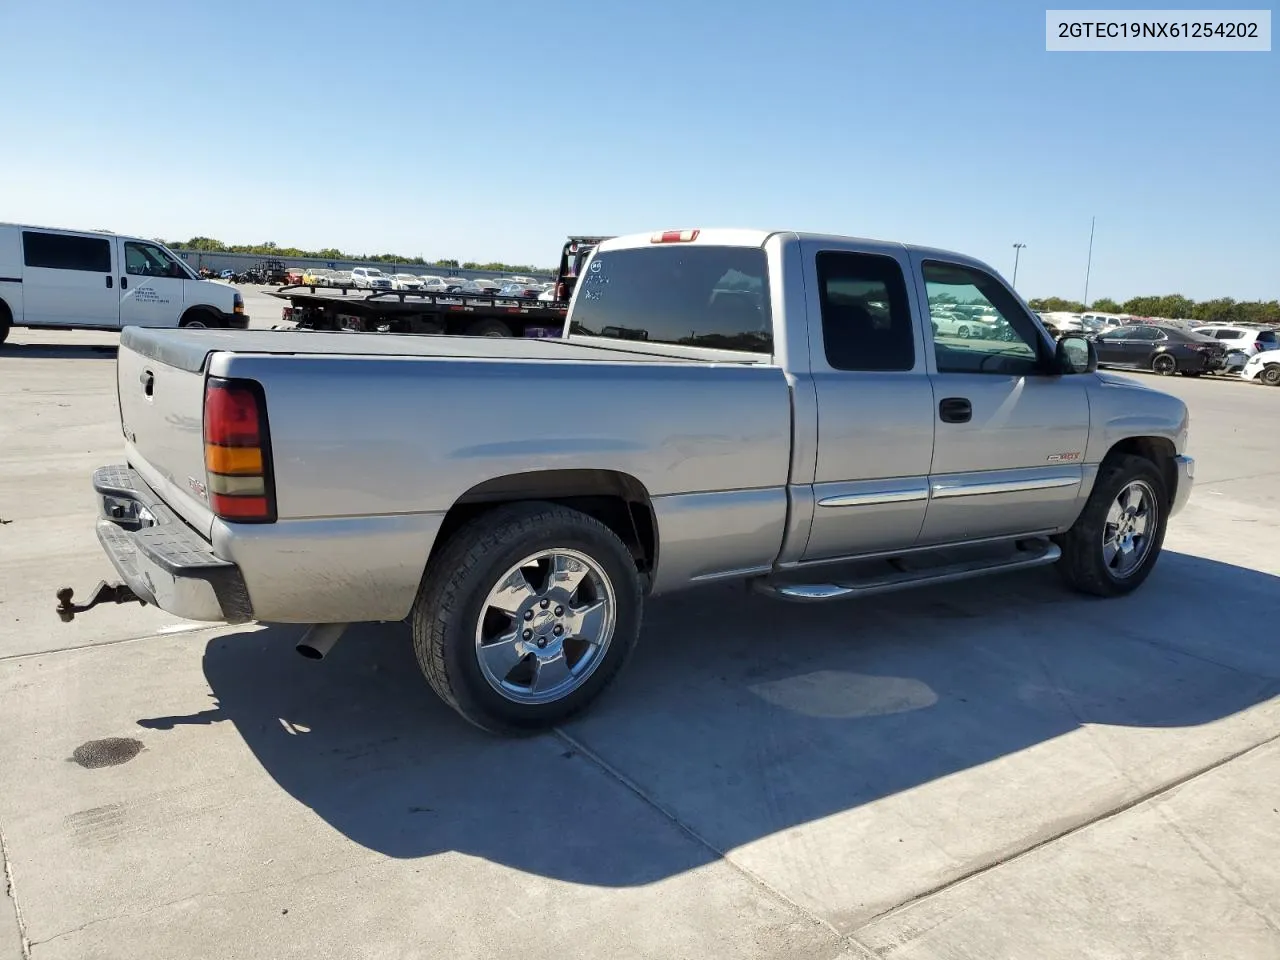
[64,229,1193,733]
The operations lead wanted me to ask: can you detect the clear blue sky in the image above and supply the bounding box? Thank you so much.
[1,0,1275,301]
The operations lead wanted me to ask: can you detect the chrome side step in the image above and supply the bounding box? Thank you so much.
[751,539,1061,602]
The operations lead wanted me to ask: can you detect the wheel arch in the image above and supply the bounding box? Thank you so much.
[180,305,223,327]
[428,469,658,588]
[1102,436,1178,505]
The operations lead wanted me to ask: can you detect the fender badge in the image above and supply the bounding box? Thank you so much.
[1046,452,1082,463]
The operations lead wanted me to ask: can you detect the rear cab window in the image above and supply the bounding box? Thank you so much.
[570,244,772,354]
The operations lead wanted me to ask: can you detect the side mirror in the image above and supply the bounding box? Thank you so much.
[1056,335,1097,375]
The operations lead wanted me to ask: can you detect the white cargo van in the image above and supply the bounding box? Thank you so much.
[0,223,247,344]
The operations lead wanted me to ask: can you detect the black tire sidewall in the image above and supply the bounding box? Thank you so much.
[1064,455,1169,595]
[1262,365,1280,386]
[435,512,642,731]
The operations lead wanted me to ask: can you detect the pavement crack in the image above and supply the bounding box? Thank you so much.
[1,822,32,959]
[1152,802,1280,938]
[853,725,1280,933]
[553,727,870,955]
[0,624,232,664]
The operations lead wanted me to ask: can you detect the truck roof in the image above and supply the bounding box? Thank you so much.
[599,229,997,272]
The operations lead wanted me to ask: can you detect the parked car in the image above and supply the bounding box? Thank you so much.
[1241,348,1280,386]
[929,308,1000,340]
[65,228,1194,734]
[418,275,450,291]
[391,273,424,290]
[1092,324,1226,376]
[497,281,544,298]
[0,222,247,343]
[301,269,330,286]
[350,267,392,290]
[1191,325,1279,373]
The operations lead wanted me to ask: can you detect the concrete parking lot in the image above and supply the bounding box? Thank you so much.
[2,313,1279,959]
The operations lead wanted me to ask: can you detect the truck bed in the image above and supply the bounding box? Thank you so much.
[116,326,791,607]
[119,325,727,373]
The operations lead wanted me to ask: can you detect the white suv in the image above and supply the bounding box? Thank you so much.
[350,267,392,289]
[1191,325,1279,372]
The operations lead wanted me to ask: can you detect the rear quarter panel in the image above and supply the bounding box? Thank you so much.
[210,352,794,612]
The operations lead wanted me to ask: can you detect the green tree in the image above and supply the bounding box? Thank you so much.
[1191,298,1239,324]
[1090,297,1123,313]
[1028,296,1085,312]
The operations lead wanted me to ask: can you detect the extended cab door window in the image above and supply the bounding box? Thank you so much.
[816,251,914,371]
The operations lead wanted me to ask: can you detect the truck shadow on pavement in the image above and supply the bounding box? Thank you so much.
[136,550,1280,886]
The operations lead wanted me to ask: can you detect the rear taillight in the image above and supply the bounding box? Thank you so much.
[203,378,276,523]
[1255,342,1265,353]
[554,281,566,301]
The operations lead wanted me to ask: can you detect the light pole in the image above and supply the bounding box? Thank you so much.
[1082,216,1096,308]
[1011,243,1026,289]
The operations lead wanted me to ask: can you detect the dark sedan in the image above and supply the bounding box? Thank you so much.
[1092,324,1227,377]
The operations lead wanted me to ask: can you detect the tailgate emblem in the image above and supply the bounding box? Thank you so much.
[187,477,208,500]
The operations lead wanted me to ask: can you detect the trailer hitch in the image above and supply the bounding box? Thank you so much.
[55,582,145,622]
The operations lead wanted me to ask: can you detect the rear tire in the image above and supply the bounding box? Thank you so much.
[1152,353,1176,375]
[1261,364,1280,387]
[464,318,513,338]
[411,502,644,734]
[1055,454,1169,598]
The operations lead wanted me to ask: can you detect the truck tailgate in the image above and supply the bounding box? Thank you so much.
[117,329,217,539]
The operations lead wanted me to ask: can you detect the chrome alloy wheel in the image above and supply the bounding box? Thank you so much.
[474,549,617,704]
[1103,479,1158,579]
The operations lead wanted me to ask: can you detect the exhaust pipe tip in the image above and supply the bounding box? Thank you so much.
[295,623,349,662]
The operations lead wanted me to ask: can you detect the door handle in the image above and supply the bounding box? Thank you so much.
[939,397,972,423]
[120,277,128,290]
[105,275,113,289]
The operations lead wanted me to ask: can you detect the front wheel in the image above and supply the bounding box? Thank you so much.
[1055,454,1169,597]
[1261,364,1280,387]
[411,502,643,734]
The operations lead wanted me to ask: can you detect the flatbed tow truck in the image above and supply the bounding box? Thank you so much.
[269,235,613,338]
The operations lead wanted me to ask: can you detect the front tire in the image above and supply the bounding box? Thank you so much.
[1260,364,1280,387]
[1055,454,1169,597]
[411,502,643,734]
